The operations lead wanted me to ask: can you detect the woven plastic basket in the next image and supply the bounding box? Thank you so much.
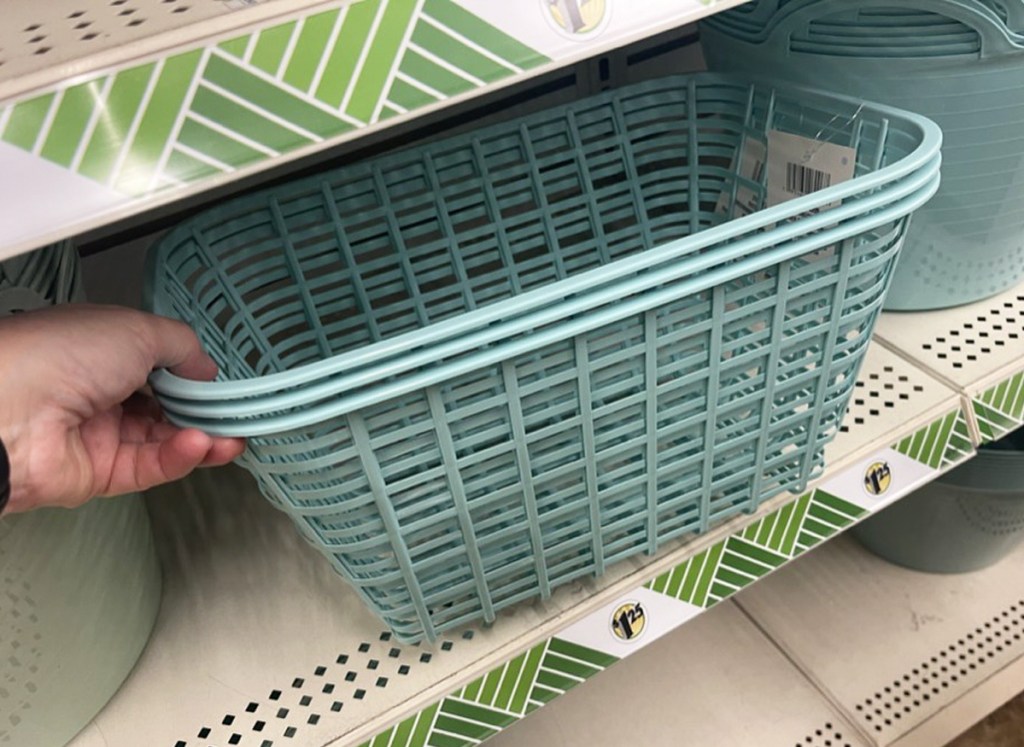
[146,74,941,642]
[701,0,1024,310]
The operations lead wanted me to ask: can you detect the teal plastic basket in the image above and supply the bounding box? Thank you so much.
[702,0,1024,310]
[145,74,941,642]
[707,0,1024,44]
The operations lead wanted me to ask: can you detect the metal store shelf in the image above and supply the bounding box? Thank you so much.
[0,0,748,261]
[66,339,976,747]
[875,283,1024,443]
[736,535,1024,747]
[488,535,1024,747]
[489,599,871,747]
[8,0,1023,742]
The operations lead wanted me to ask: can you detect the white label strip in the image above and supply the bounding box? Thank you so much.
[821,447,938,514]
[557,587,702,658]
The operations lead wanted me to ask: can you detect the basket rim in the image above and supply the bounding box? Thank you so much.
[145,72,941,404]
[155,165,941,437]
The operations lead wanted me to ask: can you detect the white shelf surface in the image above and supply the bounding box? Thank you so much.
[875,282,1024,443]
[736,535,1024,747]
[487,535,1024,747]
[66,339,971,747]
[0,0,749,261]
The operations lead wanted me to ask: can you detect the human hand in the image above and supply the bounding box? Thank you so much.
[0,304,245,512]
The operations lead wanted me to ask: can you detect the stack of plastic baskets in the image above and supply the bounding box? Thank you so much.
[0,239,83,313]
[144,73,942,642]
[701,0,1024,310]
[0,242,161,745]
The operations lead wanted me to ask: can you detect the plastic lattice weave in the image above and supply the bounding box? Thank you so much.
[147,74,940,641]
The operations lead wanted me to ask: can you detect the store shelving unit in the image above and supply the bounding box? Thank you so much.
[2,1,1022,746]
[484,535,1024,747]
[66,298,1023,747]
[0,0,748,261]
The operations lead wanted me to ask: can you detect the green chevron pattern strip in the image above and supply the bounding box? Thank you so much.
[943,409,975,465]
[455,643,545,716]
[363,701,440,747]
[892,408,972,469]
[791,490,863,556]
[974,371,1024,443]
[0,0,549,196]
[645,488,865,606]
[357,639,616,747]
[527,638,617,711]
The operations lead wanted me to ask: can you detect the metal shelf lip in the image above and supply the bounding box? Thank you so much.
[0,0,329,103]
[67,341,977,747]
[487,601,873,747]
[488,538,1024,747]
[0,0,750,263]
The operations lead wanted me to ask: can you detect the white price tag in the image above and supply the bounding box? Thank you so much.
[766,130,856,209]
[819,448,938,513]
[557,588,701,658]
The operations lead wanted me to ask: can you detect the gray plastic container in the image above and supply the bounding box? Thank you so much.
[0,242,162,746]
[853,427,1024,573]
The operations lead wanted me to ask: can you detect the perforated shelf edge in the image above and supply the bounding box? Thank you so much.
[875,278,1024,443]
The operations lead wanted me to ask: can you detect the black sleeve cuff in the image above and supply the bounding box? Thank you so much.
[0,436,10,515]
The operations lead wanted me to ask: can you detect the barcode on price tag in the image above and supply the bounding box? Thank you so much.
[766,130,856,209]
[786,162,832,194]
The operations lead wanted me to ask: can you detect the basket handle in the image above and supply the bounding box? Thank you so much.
[764,0,1022,59]
[725,0,786,27]
[977,0,1024,34]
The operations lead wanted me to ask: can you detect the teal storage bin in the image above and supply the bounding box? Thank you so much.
[145,74,941,642]
[701,0,1024,310]
[0,242,161,745]
[853,428,1024,573]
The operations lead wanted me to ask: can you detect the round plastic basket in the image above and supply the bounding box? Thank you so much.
[0,242,161,745]
[701,0,1024,310]
[853,428,1024,572]
[145,73,941,642]
[706,0,1024,43]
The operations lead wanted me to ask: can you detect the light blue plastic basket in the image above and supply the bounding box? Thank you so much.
[145,74,941,642]
[707,0,1024,44]
[702,0,1024,310]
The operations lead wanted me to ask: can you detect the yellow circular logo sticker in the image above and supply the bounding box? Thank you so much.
[610,600,646,642]
[543,0,609,37]
[863,461,892,496]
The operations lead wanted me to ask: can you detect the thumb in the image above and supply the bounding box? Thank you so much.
[144,314,219,382]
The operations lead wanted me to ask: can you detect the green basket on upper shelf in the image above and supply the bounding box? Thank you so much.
[143,72,942,643]
[701,0,1024,310]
